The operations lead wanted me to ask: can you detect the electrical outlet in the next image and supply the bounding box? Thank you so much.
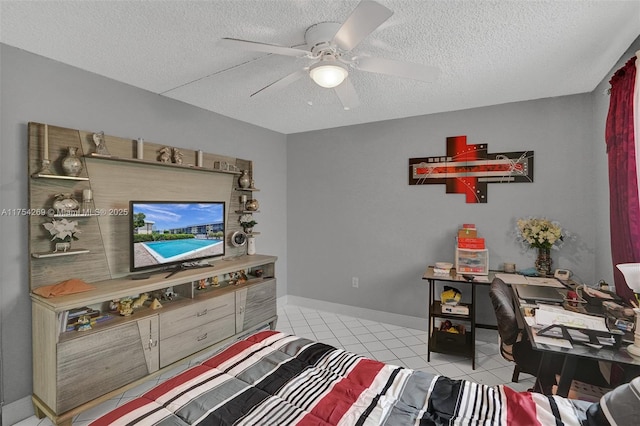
[352,277,359,288]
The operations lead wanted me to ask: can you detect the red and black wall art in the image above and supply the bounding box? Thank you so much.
[409,135,534,203]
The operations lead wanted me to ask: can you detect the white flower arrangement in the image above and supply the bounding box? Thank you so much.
[516,217,563,250]
[239,214,257,228]
[43,218,81,242]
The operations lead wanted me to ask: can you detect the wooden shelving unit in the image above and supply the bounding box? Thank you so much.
[31,249,90,258]
[84,153,242,175]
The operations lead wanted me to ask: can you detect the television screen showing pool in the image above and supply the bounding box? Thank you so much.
[130,201,225,272]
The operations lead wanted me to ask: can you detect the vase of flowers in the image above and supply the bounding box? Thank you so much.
[239,214,257,234]
[43,218,81,252]
[516,217,563,277]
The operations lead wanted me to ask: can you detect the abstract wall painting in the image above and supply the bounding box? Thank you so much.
[409,135,534,203]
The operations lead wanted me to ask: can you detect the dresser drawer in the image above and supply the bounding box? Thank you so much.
[160,293,235,339]
[160,314,235,367]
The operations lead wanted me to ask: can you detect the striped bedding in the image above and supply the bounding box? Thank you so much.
[90,330,588,425]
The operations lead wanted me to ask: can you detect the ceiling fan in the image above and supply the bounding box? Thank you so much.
[218,0,440,110]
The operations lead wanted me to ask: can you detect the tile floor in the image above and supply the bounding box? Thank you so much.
[15,303,535,426]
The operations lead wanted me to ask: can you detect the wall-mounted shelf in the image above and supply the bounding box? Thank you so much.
[236,210,260,214]
[85,153,242,175]
[234,187,260,191]
[32,173,89,181]
[32,249,90,258]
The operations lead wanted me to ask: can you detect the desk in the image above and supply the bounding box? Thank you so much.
[422,267,497,370]
[514,287,640,396]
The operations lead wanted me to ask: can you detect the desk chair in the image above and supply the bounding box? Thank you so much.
[489,278,548,383]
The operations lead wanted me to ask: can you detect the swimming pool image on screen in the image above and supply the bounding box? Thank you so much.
[142,239,223,263]
[131,201,225,270]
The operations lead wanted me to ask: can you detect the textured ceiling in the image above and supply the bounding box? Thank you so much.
[2,0,639,134]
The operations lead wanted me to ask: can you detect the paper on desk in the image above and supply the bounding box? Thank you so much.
[524,277,566,288]
[532,330,573,348]
[494,273,528,284]
[534,305,609,332]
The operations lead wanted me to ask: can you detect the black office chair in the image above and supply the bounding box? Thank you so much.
[489,277,543,382]
[489,277,612,394]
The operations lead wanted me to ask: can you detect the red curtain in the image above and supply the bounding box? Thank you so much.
[606,56,638,303]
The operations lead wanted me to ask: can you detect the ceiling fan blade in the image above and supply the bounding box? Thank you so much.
[219,38,310,58]
[355,56,440,82]
[250,69,307,98]
[332,0,393,52]
[334,78,360,110]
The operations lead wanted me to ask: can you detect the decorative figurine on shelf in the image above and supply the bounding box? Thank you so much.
[162,288,176,300]
[237,270,248,285]
[197,278,208,290]
[150,298,163,310]
[158,147,172,163]
[44,218,80,252]
[109,299,120,312]
[76,315,92,331]
[254,269,264,278]
[212,276,220,287]
[173,148,184,164]
[118,298,134,316]
[52,193,80,214]
[227,272,237,286]
[132,293,149,308]
[92,131,111,156]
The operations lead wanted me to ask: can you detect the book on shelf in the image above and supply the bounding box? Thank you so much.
[457,237,485,249]
[67,309,100,325]
[65,314,112,332]
[442,304,469,315]
[67,307,93,318]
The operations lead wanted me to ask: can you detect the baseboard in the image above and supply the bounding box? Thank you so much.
[283,295,428,331]
[2,395,33,426]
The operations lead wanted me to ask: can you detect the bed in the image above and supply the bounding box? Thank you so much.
[90,330,632,426]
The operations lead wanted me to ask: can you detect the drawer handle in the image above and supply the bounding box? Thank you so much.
[197,333,208,341]
[196,304,228,317]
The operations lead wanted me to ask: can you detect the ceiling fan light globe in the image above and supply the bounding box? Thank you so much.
[309,63,348,88]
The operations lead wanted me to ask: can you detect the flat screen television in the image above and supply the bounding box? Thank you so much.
[130,201,225,273]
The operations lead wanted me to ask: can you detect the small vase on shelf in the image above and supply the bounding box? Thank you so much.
[239,170,251,188]
[245,199,259,211]
[535,247,552,277]
[61,146,83,177]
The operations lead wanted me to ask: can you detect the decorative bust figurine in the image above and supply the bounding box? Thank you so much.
[173,148,184,164]
[92,131,111,156]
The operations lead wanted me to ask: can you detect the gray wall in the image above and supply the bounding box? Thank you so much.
[0,44,287,409]
[285,35,640,323]
[287,95,598,318]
